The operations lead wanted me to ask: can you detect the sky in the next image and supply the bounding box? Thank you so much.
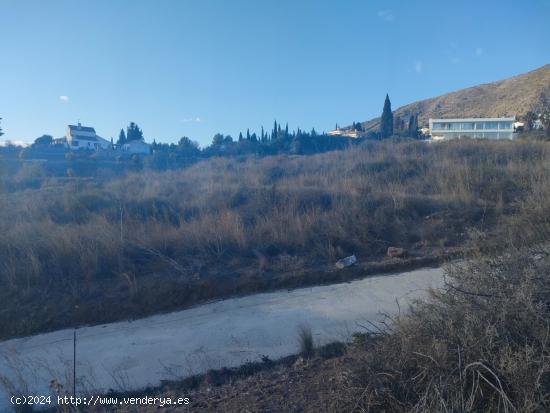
[1,0,549,147]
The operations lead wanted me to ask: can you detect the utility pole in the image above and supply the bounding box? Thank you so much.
[73,329,76,398]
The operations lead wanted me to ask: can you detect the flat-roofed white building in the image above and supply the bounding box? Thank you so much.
[429,117,515,140]
[327,128,362,138]
[122,139,151,155]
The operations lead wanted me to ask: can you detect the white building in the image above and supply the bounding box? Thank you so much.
[327,128,361,138]
[122,140,151,155]
[66,123,111,150]
[429,117,515,140]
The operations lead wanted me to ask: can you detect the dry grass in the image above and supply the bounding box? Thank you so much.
[79,238,550,412]
[36,137,550,411]
[89,233,550,413]
[350,206,550,412]
[341,173,550,412]
[1,139,550,338]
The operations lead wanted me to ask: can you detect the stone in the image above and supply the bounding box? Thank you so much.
[335,255,357,269]
[387,247,407,258]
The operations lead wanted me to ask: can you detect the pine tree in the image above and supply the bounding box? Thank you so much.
[212,133,224,146]
[246,128,250,141]
[273,120,278,140]
[380,94,394,139]
[238,132,244,142]
[117,129,126,145]
[285,123,289,138]
[126,122,144,141]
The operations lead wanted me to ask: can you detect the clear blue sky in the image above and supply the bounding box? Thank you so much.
[1,0,549,146]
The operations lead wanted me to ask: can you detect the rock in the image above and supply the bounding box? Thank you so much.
[335,255,357,269]
[293,356,305,368]
[387,247,407,258]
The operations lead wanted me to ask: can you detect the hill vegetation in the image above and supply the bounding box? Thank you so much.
[1,138,549,339]
[73,169,550,412]
[98,244,550,412]
[362,64,550,131]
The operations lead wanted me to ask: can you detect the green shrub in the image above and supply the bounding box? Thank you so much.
[298,325,314,358]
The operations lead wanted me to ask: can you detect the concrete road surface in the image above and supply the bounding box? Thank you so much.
[0,266,444,411]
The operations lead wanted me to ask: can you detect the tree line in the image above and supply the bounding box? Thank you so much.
[379,94,420,139]
[1,94,422,171]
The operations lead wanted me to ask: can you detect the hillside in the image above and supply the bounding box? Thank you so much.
[1,139,549,339]
[362,63,550,131]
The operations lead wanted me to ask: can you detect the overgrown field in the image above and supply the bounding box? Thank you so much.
[83,208,550,413]
[78,246,550,412]
[1,139,549,338]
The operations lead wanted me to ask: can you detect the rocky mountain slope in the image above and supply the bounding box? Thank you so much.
[363,63,550,130]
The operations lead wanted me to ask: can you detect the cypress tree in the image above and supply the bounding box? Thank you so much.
[380,94,394,139]
[408,114,419,138]
[246,128,250,141]
[117,129,126,145]
[238,132,243,142]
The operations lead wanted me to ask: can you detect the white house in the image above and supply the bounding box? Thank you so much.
[122,140,151,155]
[429,117,516,140]
[327,128,362,138]
[66,123,111,150]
